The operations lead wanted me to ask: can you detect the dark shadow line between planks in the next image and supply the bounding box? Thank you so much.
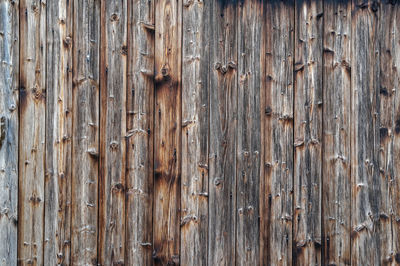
[292,1,296,265]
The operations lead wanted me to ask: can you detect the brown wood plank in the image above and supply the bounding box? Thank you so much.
[44,0,73,264]
[389,3,400,264]
[293,0,323,264]
[181,0,210,265]
[153,0,182,264]
[18,0,46,264]
[125,0,154,265]
[0,0,18,264]
[98,0,128,264]
[208,0,237,265]
[71,0,100,264]
[260,0,294,265]
[322,0,351,264]
[236,0,261,264]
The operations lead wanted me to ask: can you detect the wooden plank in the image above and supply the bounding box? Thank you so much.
[260,0,294,265]
[350,1,390,265]
[153,0,182,264]
[236,0,261,264]
[44,0,72,264]
[379,2,400,264]
[293,0,323,264]
[125,0,154,265]
[71,0,100,264]
[389,3,400,264]
[98,0,127,264]
[208,0,237,265]
[18,0,46,264]
[181,0,209,265]
[0,0,18,264]
[322,0,351,265]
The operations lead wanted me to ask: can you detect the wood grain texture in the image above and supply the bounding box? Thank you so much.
[98,0,127,264]
[351,1,389,265]
[236,0,261,264]
[18,0,46,264]
[44,0,72,264]
[71,0,100,264]
[260,1,294,265]
[153,0,182,264]
[387,2,400,264]
[0,0,18,264]
[322,0,351,265]
[181,0,209,265]
[294,0,323,264]
[125,0,154,265]
[208,0,237,265]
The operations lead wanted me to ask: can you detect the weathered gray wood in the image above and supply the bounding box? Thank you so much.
[71,0,100,264]
[350,1,390,265]
[18,0,46,264]
[181,0,209,265]
[125,0,154,265]
[392,2,400,265]
[208,1,237,265]
[153,0,182,264]
[44,0,72,264]
[388,3,400,264]
[294,0,323,264]
[322,0,351,264]
[0,0,18,264]
[236,0,261,264]
[98,0,127,264]
[260,0,294,265]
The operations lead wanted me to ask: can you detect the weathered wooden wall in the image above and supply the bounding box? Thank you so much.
[0,0,400,265]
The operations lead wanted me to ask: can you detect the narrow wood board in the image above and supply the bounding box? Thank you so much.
[18,0,46,264]
[181,0,210,265]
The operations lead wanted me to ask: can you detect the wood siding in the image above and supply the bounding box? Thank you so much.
[0,0,399,265]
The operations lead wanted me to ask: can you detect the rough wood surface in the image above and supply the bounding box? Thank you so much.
[8,1,400,265]
[294,0,323,264]
[98,0,127,264]
[18,0,46,264]
[181,0,209,265]
[260,1,294,265]
[208,1,237,265]
[322,0,351,265]
[125,0,154,265]
[44,0,72,264]
[0,0,18,264]
[71,0,100,264]
[153,0,182,264]
[236,0,261,264]
[386,2,400,265]
[351,1,388,265]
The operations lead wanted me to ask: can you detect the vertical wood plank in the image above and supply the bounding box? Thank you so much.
[125,0,154,265]
[0,0,18,264]
[18,0,46,264]
[260,0,294,265]
[153,0,182,264]
[371,1,400,265]
[350,1,390,265]
[44,0,72,264]
[98,0,127,264]
[71,0,100,264]
[389,3,400,264]
[236,0,261,264]
[294,0,323,264]
[322,0,351,264]
[181,0,209,265]
[208,0,237,265]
